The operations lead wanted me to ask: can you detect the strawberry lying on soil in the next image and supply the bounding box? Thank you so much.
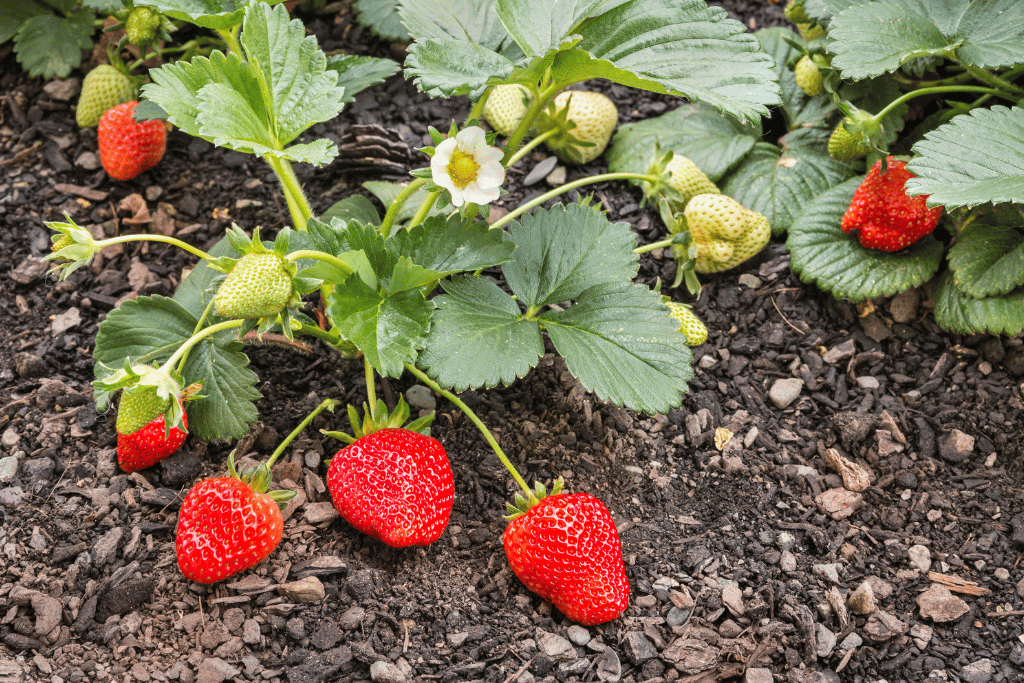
[98,101,167,181]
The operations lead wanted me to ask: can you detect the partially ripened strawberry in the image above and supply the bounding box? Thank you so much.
[503,488,630,626]
[684,194,771,273]
[117,398,187,472]
[76,65,135,128]
[667,302,708,347]
[482,84,532,137]
[794,55,823,96]
[828,118,871,160]
[176,475,284,583]
[326,428,454,547]
[666,155,720,210]
[214,252,294,319]
[116,384,170,436]
[98,101,167,181]
[841,157,943,252]
[541,90,618,165]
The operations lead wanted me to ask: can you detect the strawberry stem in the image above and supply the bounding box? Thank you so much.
[265,398,339,470]
[403,362,533,497]
[870,85,1013,123]
[160,319,245,375]
[502,80,559,166]
[284,250,354,275]
[635,237,673,255]
[94,234,215,262]
[380,178,429,238]
[267,156,312,231]
[364,358,379,424]
[408,190,441,229]
[505,127,560,167]
[489,172,663,232]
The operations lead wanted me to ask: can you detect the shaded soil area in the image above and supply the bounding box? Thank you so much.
[2,2,1024,683]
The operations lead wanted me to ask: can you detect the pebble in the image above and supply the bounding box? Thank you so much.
[1,428,20,449]
[917,584,970,622]
[42,77,80,101]
[780,550,797,572]
[719,619,743,638]
[814,488,863,519]
[50,307,82,335]
[566,625,590,646]
[908,544,932,572]
[0,456,18,483]
[910,624,933,649]
[938,429,975,463]
[2,486,28,506]
[994,567,1009,580]
[889,288,919,323]
[370,660,407,683]
[278,576,325,603]
[961,659,994,683]
[737,274,761,288]
[848,581,876,615]
[405,385,436,411]
[839,632,862,650]
[721,585,744,616]
[768,378,803,408]
[812,563,842,584]
[622,632,657,664]
[815,623,837,657]
[745,668,773,683]
[91,527,124,567]
[536,630,573,658]
[196,658,239,683]
[776,531,796,551]
[863,610,908,642]
[75,151,100,170]
[855,375,880,390]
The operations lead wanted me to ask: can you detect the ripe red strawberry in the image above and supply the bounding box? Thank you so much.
[176,476,284,583]
[503,491,630,625]
[117,399,187,473]
[841,157,943,252]
[326,428,453,547]
[98,101,167,181]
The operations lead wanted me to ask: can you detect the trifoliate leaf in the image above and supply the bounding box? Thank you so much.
[947,223,1024,299]
[404,38,514,98]
[389,214,516,276]
[325,54,401,103]
[355,0,408,41]
[320,195,381,226]
[495,0,605,56]
[934,269,1024,335]
[401,0,510,50]
[417,275,544,391]
[786,177,943,300]
[540,282,692,415]
[14,10,92,79]
[1,0,50,45]
[906,106,1024,209]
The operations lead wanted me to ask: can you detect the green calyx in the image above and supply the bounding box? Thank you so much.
[99,362,184,435]
[505,478,564,520]
[226,451,296,510]
[322,395,434,445]
[45,214,99,279]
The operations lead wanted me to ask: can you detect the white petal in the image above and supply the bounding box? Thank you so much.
[476,146,504,165]
[461,181,499,206]
[455,126,486,152]
[475,161,505,189]
[435,137,457,158]
[448,186,467,207]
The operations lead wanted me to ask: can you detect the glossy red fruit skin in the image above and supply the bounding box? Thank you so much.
[326,428,454,548]
[176,477,283,584]
[840,157,943,252]
[503,492,630,626]
[117,408,187,473]
[98,101,167,181]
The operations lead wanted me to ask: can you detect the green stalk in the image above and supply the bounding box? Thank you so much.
[160,319,244,374]
[408,190,441,228]
[467,87,490,126]
[404,363,532,496]
[267,156,313,231]
[505,128,560,167]
[285,250,354,275]
[380,178,429,238]
[502,81,559,166]
[364,357,379,423]
[635,237,673,255]
[489,172,662,231]
[216,27,243,56]
[177,298,218,376]
[265,398,338,469]
[959,64,1024,98]
[94,234,215,262]
[871,85,1014,123]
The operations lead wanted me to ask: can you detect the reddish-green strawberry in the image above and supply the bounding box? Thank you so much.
[828,118,870,160]
[98,101,167,181]
[667,302,708,347]
[542,91,618,165]
[214,253,294,319]
[684,194,771,273]
[117,399,187,472]
[784,0,810,23]
[76,65,135,128]
[666,155,720,210]
[482,84,532,137]
[503,491,630,625]
[326,428,453,547]
[841,157,943,252]
[116,384,170,436]
[794,55,824,96]
[176,476,284,583]
[125,6,161,46]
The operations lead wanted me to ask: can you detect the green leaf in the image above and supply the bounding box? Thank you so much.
[401,0,509,50]
[829,0,1024,79]
[495,0,605,56]
[786,177,943,301]
[355,0,409,41]
[364,180,447,227]
[14,10,92,79]
[933,269,1024,335]
[0,0,51,45]
[142,0,245,29]
[404,38,514,98]
[755,27,837,131]
[94,296,259,442]
[906,105,1024,209]
[417,275,544,391]
[540,282,692,415]
[388,257,444,293]
[325,54,401,103]
[504,202,638,308]
[325,278,433,377]
[721,127,860,235]
[320,194,381,225]
[81,0,123,11]
[389,214,516,276]
[947,223,1024,299]
[606,103,759,181]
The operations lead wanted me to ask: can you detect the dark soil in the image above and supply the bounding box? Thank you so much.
[3,2,1024,683]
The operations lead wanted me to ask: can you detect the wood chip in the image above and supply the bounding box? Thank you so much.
[927,571,992,596]
[53,183,109,202]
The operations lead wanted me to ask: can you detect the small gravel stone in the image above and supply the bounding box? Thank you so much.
[566,625,590,646]
[993,567,1009,580]
[908,544,932,572]
[917,584,970,622]
[780,550,797,573]
[0,456,18,483]
[961,658,994,683]
[776,531,796,551]
[196,657,239,683]
[815,623,837,657]
[278,576,326,603]
[370,660,407,683]
[91,527,124,566]
[622,632,657,664]
[911,623,933,649]
[536,630,573,658]
[404,385,436,411]
[1,428,20,450]
[769,378,803,408]
[839,632,862,650]
[745,668,773,683]
[848,581,876,615]
[938,429,975,463]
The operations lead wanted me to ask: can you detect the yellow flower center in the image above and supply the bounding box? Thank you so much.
[446,149,480,189]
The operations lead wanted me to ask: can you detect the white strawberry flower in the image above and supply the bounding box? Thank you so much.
[431,126,505,207]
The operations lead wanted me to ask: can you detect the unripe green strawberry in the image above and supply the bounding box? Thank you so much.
[126,6,162,46]
[666,156,720,210]
[798,23,826,41]
[482,84,532,137]
[214,253,294,319]
[684,194,771,274]
[794,55,823,96]
[666,302,708,346]
[542,91,618,165]
[117,384,170,436]
[784,0,810,24]
[828,118,871,160]
[76,65,135,128]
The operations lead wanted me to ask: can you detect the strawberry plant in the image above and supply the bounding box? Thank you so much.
[45,0,786,624]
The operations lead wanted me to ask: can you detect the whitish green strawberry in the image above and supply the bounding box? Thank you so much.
[214,253,294,319]
[117,384,170,436]
[482,84,532,137]
[794,55,824,96]
[76,65,135,128]
[828,118,871,160]
[126,6,162,47]
[666,302,708,346]
[665,155,720,210]
[541,91,618,165]
[798,23,826,41]
[784,0,810,24]
[684,194,771,274]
